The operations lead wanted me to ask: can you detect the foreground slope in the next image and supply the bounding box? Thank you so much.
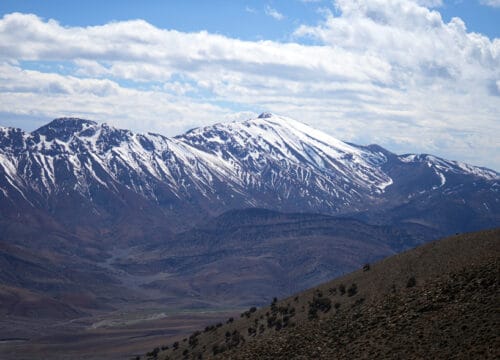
[156,228,499,359]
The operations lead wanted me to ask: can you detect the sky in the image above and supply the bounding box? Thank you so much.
[0,0,499,170]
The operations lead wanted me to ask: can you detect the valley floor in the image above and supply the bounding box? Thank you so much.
[0,310,238,360]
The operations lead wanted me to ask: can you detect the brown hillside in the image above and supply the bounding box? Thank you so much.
[153,228,499,360]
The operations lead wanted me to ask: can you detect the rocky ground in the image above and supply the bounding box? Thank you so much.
[152,228,499,360]
[221,260,498,359]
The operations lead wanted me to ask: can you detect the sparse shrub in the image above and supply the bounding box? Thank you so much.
[161,345,169,350]
[278,305,289,315]
[226,317,234,324]
[308,306,318,320]
[294,296,299,302]
[271,298,278,313]
[173,342,179,350]
[182,349,189,356]
[334,302,341,309]
[259,324,265,334]
[146,347,160,358]
[267,314,277,328]
[363,263,371,271]
[347,283,358,297]
[407,276,416,288]
[241,306,257,318]
[308,296,332,319]
[189,331,200,348]
[328,287,337,295]
[216,322,222,328]
[212,344,226,355]
[354,297,365,306]
[226,330,244,348]
[339,284,346,295]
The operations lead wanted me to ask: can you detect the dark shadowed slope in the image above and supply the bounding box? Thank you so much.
[113,208,427,309]
[156,228,499,360]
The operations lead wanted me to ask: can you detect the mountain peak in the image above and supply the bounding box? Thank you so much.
[257,112,274,119]
[33,117,97,141]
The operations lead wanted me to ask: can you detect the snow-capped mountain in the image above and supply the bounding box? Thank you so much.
[0,113,498,233]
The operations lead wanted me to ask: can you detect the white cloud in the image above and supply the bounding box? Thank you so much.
[0,62,231,136]
[0,3,499,170]
[265,6,285,20]
[479,0,500,7]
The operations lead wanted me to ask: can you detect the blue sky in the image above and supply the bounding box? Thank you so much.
[2,0,499,40]
[0,0,499,169]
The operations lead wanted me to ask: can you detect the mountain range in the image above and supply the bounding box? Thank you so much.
[1,113,497,233]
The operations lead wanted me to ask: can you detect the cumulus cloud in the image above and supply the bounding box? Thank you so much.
[293,0,499,167]
[0,2,499,170]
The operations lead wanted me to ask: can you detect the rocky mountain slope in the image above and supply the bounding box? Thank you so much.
[154,228,500,360]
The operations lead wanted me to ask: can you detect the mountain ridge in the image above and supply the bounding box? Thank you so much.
[1,114,497,214]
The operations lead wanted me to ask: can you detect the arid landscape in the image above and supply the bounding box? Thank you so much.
[0,115,498,359]
[1,1,499,359]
